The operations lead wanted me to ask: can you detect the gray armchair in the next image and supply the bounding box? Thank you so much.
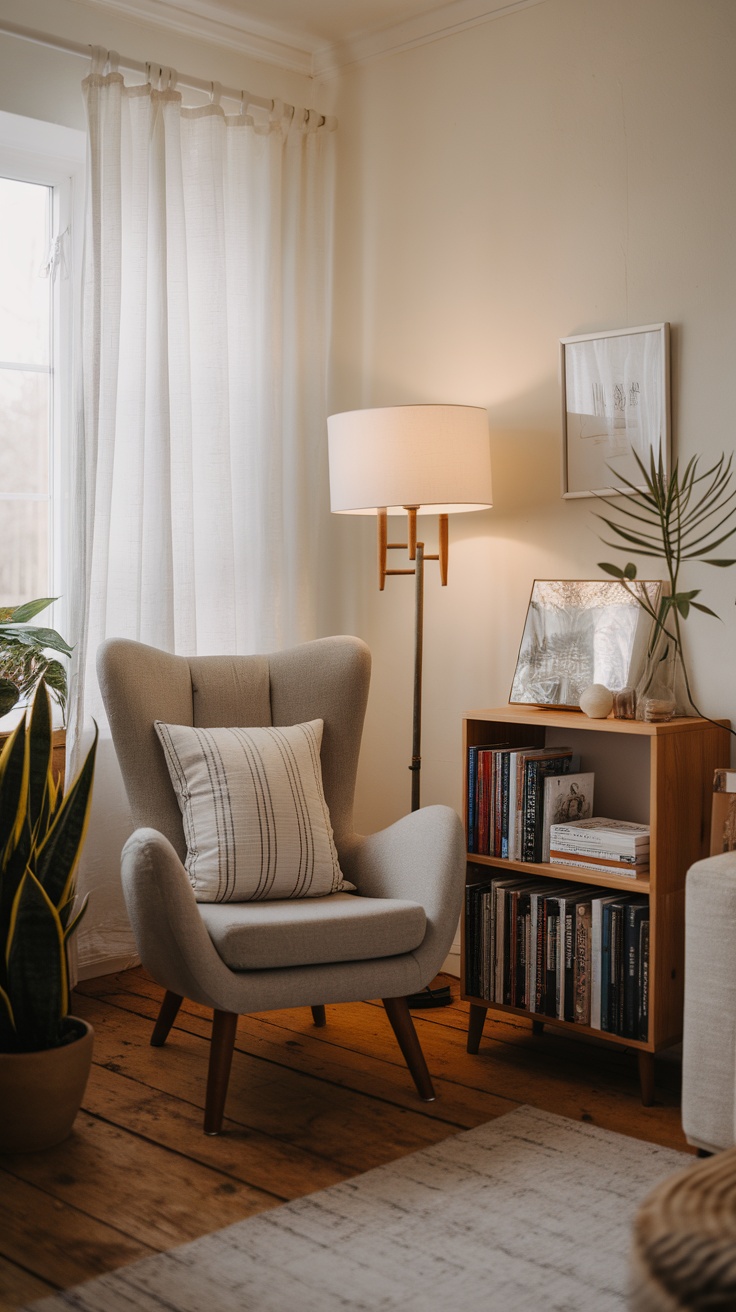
[97,635,465,1134]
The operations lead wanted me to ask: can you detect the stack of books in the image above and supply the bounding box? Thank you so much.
[549,817,650,876]
[467,742,592,862]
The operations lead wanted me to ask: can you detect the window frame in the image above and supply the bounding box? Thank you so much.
[0,110,85,645]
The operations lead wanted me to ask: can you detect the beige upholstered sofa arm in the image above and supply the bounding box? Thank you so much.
[683,852,736,1152]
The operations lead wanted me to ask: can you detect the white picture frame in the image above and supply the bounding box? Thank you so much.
[560,322,671,499]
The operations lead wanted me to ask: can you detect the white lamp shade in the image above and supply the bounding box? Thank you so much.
[327,404,493,515]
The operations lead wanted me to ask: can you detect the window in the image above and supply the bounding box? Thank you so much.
[0,111,85,631]
[0,174,53,605]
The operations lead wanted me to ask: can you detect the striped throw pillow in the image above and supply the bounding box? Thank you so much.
[155,719,351,902]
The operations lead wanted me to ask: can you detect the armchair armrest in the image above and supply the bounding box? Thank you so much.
[120,827,241,1009]
[683,852,736,1151]
[342,805,466,980]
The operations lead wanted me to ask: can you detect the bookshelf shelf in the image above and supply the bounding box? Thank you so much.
[461,705,731,1104]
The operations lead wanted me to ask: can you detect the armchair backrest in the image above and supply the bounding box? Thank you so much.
[97,636,371,862]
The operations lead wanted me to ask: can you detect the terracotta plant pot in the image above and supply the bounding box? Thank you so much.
[0,1018,94,1153]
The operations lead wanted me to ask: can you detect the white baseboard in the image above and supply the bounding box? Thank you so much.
[76,951,141,982]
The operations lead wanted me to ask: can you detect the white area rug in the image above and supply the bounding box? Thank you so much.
[26,1106,690,1312]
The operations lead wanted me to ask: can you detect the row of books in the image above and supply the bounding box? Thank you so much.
[467,740,594,863]
[465,873,649,1039]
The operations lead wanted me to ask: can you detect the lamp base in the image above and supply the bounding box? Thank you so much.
[406,984,453,1009]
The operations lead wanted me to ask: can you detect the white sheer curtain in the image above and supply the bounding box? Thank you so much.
[69,69,336,973]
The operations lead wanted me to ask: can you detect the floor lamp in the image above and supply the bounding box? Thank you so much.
[327,404,493,1004]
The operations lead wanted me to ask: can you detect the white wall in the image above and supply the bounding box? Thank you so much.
[322,0,736,860]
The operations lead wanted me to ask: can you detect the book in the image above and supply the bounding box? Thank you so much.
[562,890,604,1022]
[638,918,650,1041]
[590,894,621,1029]
[624,899,649,1038]
[556,888,598,1020]
[549,843,649,863]
[573,899,593,1025]
[606,897,635,1033]
[550,854,648,877]
[521,752,579,863]
[541,772,595,863]
[551,817,650,852]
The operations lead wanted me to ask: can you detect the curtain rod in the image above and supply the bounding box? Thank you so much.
[0,18,319,120]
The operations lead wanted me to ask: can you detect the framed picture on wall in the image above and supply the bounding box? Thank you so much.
[560,322,671,498]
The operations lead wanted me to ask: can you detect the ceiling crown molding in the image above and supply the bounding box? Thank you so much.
[79,0,548,78]
[313,0,548,75]
[78,0,315,75]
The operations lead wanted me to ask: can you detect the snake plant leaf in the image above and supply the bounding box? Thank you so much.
[0,679,19,717]
[27,682,52,838]
[0,720,28,861]
[35,725,97,918]
[62,892,89,941]
[6,870,67,1051]
[7,598,58,624]
[0,979,15,1048]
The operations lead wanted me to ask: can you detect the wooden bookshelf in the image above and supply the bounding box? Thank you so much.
[461,705,731,1104]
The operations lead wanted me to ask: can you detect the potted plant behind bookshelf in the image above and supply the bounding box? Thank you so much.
[0,682,97,1153]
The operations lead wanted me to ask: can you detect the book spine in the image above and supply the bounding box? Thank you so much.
[590,898,602,1030]
[500,752,511,859]
[564,904,577,1022]
[609,906,623,1035]
[494,884,507,1002]
[493,751,505,857]
[465,882,476,994]
[550,845,648,864]
[601,902,612,1032]
[556,901,566,1020]
[504,889,516,1006]
[574,901,592,1025]
[545,903,558,1018]
[522,758,540,862]
[467,748,478,854]
[550,856,643,876]
[535,896,546,1013]
[624,904,646,1038]
[638,919,650,1041]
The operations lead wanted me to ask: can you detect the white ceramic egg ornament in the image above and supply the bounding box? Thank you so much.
[579,684,613,719]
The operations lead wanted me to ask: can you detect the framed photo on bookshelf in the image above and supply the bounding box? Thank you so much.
[560,322,670,498]
[509,579,661,709]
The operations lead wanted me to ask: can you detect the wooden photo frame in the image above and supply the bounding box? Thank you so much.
[560,323,670,499]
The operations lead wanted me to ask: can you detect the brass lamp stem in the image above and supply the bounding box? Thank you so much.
[375,507,449,811]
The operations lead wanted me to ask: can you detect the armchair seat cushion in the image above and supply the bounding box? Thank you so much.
[198,891,426,970]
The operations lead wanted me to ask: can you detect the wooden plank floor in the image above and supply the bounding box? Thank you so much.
[0,967,688,1310]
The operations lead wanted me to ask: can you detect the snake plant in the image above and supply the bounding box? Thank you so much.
[0,597,72,720]
[0,683,97,1053]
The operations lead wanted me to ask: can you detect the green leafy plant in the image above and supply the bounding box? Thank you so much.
[596,449,736,715]
[0,597,72,721]
[0,683,97,1053]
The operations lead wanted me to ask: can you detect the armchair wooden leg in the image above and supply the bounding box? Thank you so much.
[150,990,183,1047]
[204,1011,238,1136]
[382,996,436,1102]
[311,1005,326,1027]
